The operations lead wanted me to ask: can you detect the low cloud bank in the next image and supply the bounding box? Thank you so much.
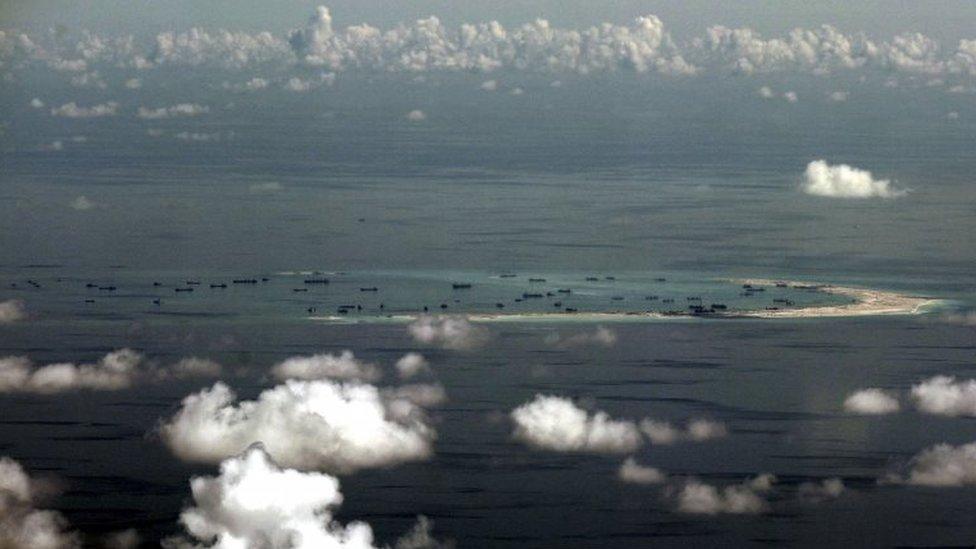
[408,316,489,350]
[0,350,221,394]
[160,379,436,473]
[802,160,907,198]
[843,388,901,414]
[0,456,79,549]
[511,395,642,454]
[0,300,26,323]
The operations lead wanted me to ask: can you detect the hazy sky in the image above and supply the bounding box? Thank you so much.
[3,0,976,41]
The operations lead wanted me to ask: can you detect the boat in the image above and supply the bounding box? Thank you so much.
[233,279,258,284]
[528,278,546,282]
[360,287,379,292]
[304,278,329,284]
[452,283,472,289]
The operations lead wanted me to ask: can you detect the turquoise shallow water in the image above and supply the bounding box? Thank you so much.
[1,268,879,325]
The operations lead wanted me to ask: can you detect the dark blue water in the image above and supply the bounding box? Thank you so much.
[1,73,975,547]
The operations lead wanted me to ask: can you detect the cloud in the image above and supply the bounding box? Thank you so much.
[395,353,429,380]
[160,379,436,473]
[408,316,488,350]
[942,311,976,326]
[829,90,849,102]
[393,516,454,549]
[0,300,26,323]
[510,394,642,454]
[893,441,976,487]
[70,196,95,210]
[243,77,268,90]
[911,376,976,417]
[124,78,142,89]
[546,326,617,348]
[618,457,665,484]
[248,181,283,193]
[843,388,900,414]
[174,131,220,142]
[384,383,448,408]
[675,474,775,515]
[480,80,497,91]
[29,98,44,108]
[0,350,221,394]
[7,8,976,81]
[783,90,798,102]
[285,76,313,92]
[271,351,381,383]
[165,445,451,549]
[406,110,426,121]
[639,418,727,445]
[802,160,907,199]
[798,478,845,502]
[49,101,118,118]
[0,456,80,549]
[164,444,378,548]
[136,103,209,119]
[757,85,774,98]
[287,7,694,75]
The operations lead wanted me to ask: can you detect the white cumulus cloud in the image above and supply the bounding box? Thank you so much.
[0,300,26,323]
[164,444,377,548]
[0,456,79,549]
[408,315,488,350]
[510,394,642,454]
[802,160,907,198]
[160,379,435,473]
[271,350,381,382]
[894,441,976,487]
[911,376,976,417]
[49,101,118,118]
[395,353,430,380]
[843,388,900,414]
[639,418,727,445]
[675,474,775,515]
[618,457,665,484]
[137,103,209,119]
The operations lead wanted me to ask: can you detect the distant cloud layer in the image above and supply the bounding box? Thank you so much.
[802,160,907,198]
[160,379,436,473]
[3,6,976,83]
